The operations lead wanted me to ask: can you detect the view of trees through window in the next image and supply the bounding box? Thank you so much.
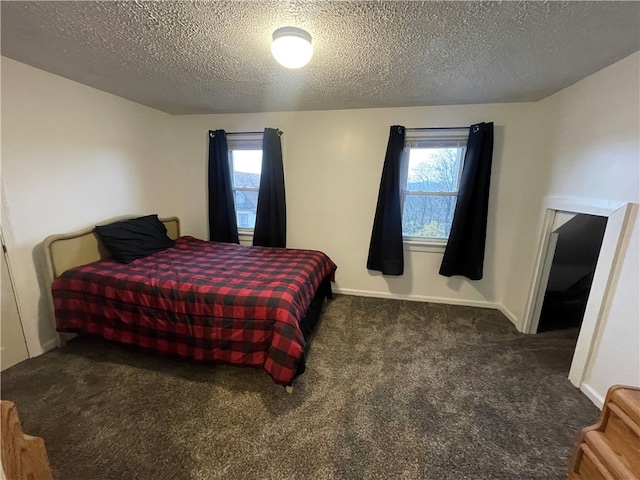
[402,147,464,240]
[230,149,262,230]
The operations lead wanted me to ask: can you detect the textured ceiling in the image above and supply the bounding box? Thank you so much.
[1,1,639,115]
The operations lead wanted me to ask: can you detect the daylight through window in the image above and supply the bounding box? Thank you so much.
[402,129,469,242]
[228,134,263,231]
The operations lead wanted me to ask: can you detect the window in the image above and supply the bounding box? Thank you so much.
[401,129,468,243]
[228,134,263,231]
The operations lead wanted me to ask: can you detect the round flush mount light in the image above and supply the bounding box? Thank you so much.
[271,26,313,69]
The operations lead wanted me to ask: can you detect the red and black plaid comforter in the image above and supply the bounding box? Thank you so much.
[52,236,337,385]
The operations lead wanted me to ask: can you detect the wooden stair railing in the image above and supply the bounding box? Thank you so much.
[1,401,53,480]
[568,385,640,480]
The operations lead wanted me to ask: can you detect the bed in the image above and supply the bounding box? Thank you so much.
[44,215,337,387]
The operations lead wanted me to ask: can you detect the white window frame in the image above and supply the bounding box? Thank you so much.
[227,133,263,235]
[401,129,469,247]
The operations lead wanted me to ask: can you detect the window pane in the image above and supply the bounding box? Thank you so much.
[235,191,258,229]
[402,194,458,239]
[231,150,262,188]
[407,148,463,193]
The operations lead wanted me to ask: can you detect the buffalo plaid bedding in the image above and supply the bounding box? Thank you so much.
[52,236,337,385]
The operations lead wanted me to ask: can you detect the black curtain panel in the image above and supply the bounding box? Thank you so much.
[439,122,494,280]
[208,130,239,244]
[253,128,286,248]
[367,125,406,275]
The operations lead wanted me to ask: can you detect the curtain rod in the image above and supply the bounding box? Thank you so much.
[218,130,284,136]
[406,126,469,131]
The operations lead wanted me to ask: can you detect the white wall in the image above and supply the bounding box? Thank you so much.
[502,52,640,403]
[1,57,185,355]
[176,104,538,312]
[546,53,640,403]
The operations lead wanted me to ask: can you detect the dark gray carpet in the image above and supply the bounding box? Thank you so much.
[1,295,597,480]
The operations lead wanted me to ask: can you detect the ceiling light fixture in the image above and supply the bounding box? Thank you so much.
[271,26,313,69]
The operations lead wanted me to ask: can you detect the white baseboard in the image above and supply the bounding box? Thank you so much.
[40,337,58,353]
[497,305,521,330]
[332,288,523,329]
[333,287,500,310]
[580,383,605,409]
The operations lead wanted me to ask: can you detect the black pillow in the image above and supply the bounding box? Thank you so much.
[94,214,175,264]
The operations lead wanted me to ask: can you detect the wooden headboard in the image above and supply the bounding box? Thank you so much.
[43,215,180,283]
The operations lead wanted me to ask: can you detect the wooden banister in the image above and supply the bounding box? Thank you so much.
[1,401,53,480]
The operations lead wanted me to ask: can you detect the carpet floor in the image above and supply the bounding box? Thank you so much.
[1,295,598,480]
